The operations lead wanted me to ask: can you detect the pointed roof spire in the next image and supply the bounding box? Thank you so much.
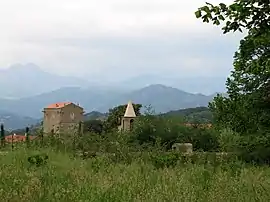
[124,101,136,117]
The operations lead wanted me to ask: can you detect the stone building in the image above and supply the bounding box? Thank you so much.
[43,102,84,135]
[119,101,137,131]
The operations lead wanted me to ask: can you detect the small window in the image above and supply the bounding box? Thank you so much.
[70,112,75,120]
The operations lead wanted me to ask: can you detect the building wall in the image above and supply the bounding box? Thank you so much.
[59,123,77,135]
[43,109,61,134]
[60,103,84,124]
[120,117,135,131]
[43,103,84,135]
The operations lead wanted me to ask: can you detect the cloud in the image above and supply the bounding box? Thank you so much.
[0,0,216,37]
[0,0,242,80]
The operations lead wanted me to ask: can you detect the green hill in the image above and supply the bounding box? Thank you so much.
[163,107,213,123]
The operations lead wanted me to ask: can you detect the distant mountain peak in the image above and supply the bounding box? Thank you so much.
[142,84,179,90]
[24,63,42,71]
[7,63,44,74]
[0,63,90,99]
[147,84,168,88]
[0,83,215,118]
[139,84,188,94]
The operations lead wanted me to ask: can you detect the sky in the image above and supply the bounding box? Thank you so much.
[0,0,244,82]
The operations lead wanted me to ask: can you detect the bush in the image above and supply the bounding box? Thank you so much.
[189,128,219,152]
[218,128,241,152]
[28,154,48,167]
[83,120,104,134]
[150,152,180,169]
[130,115,159,145]
[237,133,270,165]
[131,115,220,152]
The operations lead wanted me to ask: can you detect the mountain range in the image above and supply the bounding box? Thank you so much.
[0,110,39,130]
[0,84,218,129]
[0,63,227,129]
[0,63,227,99]
[0,63,91,99]
[84,107,213,123]
[0,84,217,118]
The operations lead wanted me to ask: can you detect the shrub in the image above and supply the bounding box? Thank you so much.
[83,120,104,134]
[131,114,220,152]
[237,133,270,165]
[131,114,159,145]
[218,128,241,152]
[28,154,48,167]
[188,128,219,152]
[150,152,180,169]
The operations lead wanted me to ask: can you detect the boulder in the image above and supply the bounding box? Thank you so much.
[172,143,193,153]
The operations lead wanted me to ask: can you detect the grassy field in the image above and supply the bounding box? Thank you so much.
[0,149,270,202]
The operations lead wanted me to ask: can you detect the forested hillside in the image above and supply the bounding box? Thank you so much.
[163,107,212,123]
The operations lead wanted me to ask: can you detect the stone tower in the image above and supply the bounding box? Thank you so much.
[119,101,136,131]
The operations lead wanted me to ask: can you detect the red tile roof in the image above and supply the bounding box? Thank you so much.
[46,102,72,109]
[5,135,36,143]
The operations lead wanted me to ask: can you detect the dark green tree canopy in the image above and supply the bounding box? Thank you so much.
[104,103,142,132]
[195,0,270,34]
[83,119,104,134]
[196,0,270,133]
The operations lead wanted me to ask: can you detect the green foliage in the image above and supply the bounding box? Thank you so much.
[218,128,241,152]
[27,154,48,167]
[196,0,270,165]
[104,103,142,132]
[237,132,270,165]
[131,114,188,148]
[209,94,260,133]
[151,152,179,169]
[163,107,213,123]
[83,119,103,134]
[131,114,161,145]
[190,128,219,152]
[195,0,270,34]
[79,151,97,160]
[197,0,270,134]
[2,148,270,201]
[131,114,219,151]
[165,107,209,117]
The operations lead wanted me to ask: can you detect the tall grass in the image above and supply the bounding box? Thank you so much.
[1,148,270,201]
[1,116,270,201]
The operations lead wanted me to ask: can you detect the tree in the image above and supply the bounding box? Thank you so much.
[196,0,270,133]
[0,124,5,147]
[104,103,142,132]
[195,1,270,34]
[83,119,104,134]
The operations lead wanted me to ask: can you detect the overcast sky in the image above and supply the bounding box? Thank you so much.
[0,0,244,82]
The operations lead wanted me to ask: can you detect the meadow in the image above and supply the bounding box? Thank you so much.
[1,146,270,202]
[1,0,269,200]
[1,109,270,202]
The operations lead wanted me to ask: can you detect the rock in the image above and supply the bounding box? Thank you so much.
[172,143,193,153]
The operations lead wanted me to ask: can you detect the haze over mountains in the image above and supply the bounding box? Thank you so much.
[0,84,217,118]
[0,63,227,98]
[0,110,39,130]
[0,63,89,99]
[0,63,227,129]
